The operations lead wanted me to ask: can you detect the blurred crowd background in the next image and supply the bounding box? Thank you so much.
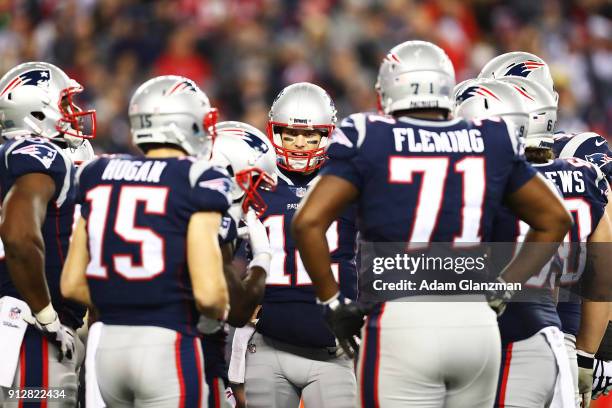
[0,0,609,153]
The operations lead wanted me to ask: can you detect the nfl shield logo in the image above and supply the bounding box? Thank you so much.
[9,307,21,320]
[295,187,307,198]
[248,343,256,353]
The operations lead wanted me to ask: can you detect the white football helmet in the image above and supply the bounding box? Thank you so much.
[129,76,218,156]
[500,77,557,148]
[453,78,529,139]
[376,40,455,114]
[63,139,94,166]
[478,52,558,103]
[212,121,277,219]
[267,82,336,173]
[0,61,96,147]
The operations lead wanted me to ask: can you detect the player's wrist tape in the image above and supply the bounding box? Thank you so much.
[317,291,340,307]
[495,276,516,298]
[35,303,58,325]
[577,350,595,369]
[248,253,271,275]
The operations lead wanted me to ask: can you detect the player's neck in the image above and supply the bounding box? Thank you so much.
[392,109,449,121]
[145,148,186,158]
[280,167,318,184]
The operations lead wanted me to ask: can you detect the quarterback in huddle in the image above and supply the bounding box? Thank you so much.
[0,21,610,408]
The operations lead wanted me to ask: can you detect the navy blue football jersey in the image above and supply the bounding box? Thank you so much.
[255,168,358,348]
[489,157,609,343]
[323,113,536,243]
[553,132,612,183]
[0,137,85,329]
[77,155,232,336]
[323,113,536,300]
[537,158,608,336]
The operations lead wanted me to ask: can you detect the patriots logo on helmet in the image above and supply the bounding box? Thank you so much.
[456,86,500,103]
[223,128,270,155]
[12,143,58,169]
[0,69,51,97]
[166,80,198,96]
[504,60,545,78]
[241,132,269,154]
[585,153,612,169]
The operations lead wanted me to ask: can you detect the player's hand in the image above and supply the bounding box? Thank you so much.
[33,313,75,362]
[197,314,225,335]
[242,209,272,274]
[485,276,515,316]
[321,292,366,359]
[592,359,612,400]
[579,366,593,407]
[578,351,594,406]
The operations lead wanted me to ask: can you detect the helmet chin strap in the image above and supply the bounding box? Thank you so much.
[23,117,46,137]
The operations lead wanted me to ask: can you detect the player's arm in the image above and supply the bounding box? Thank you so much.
[577,200,612,353]
[292,175,358,302]
[188,211,229,320]
[60,217,93,307]
[501,173,573,284]
[221,244,266,327]
[0,172,55,313]
[222,209,270,327]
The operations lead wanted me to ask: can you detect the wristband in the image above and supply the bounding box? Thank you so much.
[577,349,595,369]
[317,291,340,306]
[248,253,271,275]
[35,303,57,325]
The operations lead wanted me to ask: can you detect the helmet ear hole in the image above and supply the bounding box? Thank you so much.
[31,111,46,121]
[192,123,199,134]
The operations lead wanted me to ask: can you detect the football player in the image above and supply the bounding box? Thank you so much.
[60,75,231,407]
[201,120,277,408]
[0,61,95,407]
[480,52,612,406]
[454,77,594,407]
[243,82,359,408]
[293,41,573,407]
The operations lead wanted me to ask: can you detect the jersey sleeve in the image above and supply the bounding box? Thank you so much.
[320,114,366,190]
[218,214,238,245]
[584,163,610,207]
[74,156,101,206]
[189,160,233,213]
[3,138,73,205]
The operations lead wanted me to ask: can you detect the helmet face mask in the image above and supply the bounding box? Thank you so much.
[57,85,96,141]
[267,122,331,172]
[267,82,336,173]
[0,62,97,147]
[211,121,278,219]
[235,167,277,217]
